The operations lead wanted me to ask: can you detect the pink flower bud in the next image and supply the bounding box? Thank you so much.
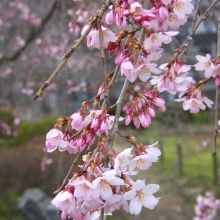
[133,15,142,22]
[141,20,150,28]
[106,9,116,24]
[133,117,140,129]
[215,76,220,87]
[148,107,155,117]
[158,7,168,20]
[125,114,132,126]
[141,13,156,21]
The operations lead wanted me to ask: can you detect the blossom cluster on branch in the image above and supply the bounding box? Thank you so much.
[39,0,220,219]
[51,139,161,219]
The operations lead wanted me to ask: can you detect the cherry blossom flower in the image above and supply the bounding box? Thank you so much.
[129,154,159,171]
[166,13,188,30]
[114,147,133,171]
[92,170,125,201]
[71,176,94,200]
[151,60,193,94]
[173,0,194,20]
[83,26,117,49]
[123,180,160,215]
[194,54,215,78]
[52,189,76,215]
[121,59,135,81]
[132,56,161,82]
[105,5,116,24]
[144,31,179,51]
[71,112,89,131]
[45,128,76,153]
[123,91,166,128]
[175,89,214,114]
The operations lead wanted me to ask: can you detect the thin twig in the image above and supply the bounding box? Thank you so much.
[213,13,220,156]
[0,1,57,64]
[82,146,99,171]
[173,0,220,61]
[33,0,112,100]
[100,207,104,220]
[116,131,131,143]
[54,150,81,193]
[108,78,129,149]
[107,26,146,149]
[98,21,109,107]
[184,0,202,60]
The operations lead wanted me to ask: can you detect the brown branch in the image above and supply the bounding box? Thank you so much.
[54,150,82,194]
[213,13,220,156]
[98,21,109,107]
[33,0,112,100]
[172,0,220,61]
[183,0,202,60]
[107,26,146,149]
[0,1,57,64]
[100,207,104,220]
[82,146,99,171]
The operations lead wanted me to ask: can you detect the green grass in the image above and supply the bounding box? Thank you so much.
[136,129,217,189]
[0,116,57,147]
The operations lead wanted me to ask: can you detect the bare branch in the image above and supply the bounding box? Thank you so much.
[213,13,220,156]
[184,0,202,60]
[54,150,82,194]
[33,0,112,100]
[98,21,109,107]
[0,0,57,64]
[173,0,220,61]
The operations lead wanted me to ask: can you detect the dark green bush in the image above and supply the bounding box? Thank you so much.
[1,116,57,147]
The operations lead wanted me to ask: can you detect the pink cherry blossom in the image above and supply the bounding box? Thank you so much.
[45,128,64,152]
[105,5,116,24]
[129,154,159,171]
[71,176,94,200]
[128,55,161,83]
[82,26,117,49]
[71,112,89,131]
[92,170,125,201]
[194,54,215,78]
[144,31,178,51]
[173,0,194,20]
[114,147,133,171]
[121,60,134,81]
[52,190,75,215]
[123,180,160,215]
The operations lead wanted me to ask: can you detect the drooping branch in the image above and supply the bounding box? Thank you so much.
[213,13,220,156]
[54,150,82,193]
[98,21,109,107]
[33,0,112,100]
[173,0,220,61]
[107,27,146,149]
[184,0,202,60]
[0,0,57,64]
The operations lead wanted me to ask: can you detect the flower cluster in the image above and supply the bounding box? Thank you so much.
[151,59,193,95]
[51,140,161,219]
[41,0,219,219]
[194,192,220,220]
[45,108,123,153]
[123,90,165,128]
